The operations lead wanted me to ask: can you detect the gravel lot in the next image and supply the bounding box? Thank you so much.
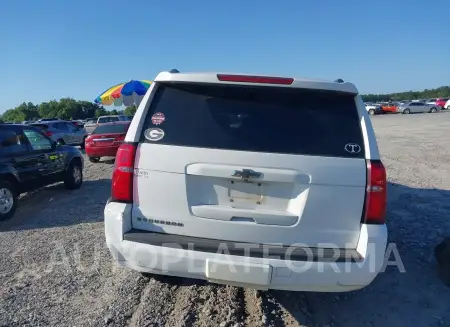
[1,112,450,327]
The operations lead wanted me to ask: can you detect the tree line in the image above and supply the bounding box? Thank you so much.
[2,85,449,122]
[361,86,450,103]
[0,98,137,123]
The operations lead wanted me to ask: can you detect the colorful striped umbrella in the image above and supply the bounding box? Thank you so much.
[94,80,152,106]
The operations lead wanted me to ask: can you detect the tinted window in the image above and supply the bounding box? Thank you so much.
[98,116,120,123]
[23,129,52,151]
[0,129,28,155]
[141,83,365,158]
[92,124,129,134]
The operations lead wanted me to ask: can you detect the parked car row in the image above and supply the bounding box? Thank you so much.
[365,98,449,115]
[0,117,136,220]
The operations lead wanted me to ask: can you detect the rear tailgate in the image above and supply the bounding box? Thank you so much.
[132,82,367,248]
[89,123,129,146]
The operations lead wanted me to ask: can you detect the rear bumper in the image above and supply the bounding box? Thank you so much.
[105,202,388,292]
[85,146,119,157]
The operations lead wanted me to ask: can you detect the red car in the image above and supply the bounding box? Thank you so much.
[85,121,130,163]
[436,98,449,109]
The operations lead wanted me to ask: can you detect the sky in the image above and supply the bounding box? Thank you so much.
[1,0,449,112]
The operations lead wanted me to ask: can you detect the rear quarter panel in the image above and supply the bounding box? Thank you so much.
[0,164,20,183]
[60,147,84,171]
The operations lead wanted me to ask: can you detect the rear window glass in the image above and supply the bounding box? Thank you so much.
[0,129,28,155]
[92,124,129,134]
[140,83,365,158]
[98,116,120,123]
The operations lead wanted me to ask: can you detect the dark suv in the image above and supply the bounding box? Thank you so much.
[0,124,84,220]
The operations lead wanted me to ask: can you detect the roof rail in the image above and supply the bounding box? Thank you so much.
[334,78,344,83]
[169,69,180,73]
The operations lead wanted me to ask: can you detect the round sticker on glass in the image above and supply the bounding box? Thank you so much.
[151,112,166,125]
[144,128,165,142]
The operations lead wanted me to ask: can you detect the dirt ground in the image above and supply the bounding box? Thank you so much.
[1,112,450,327]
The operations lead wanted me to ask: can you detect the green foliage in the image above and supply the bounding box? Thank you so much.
[124,105,137,116]
[362,86,450,102]
[1,99,109,123]
[1,102,40,122]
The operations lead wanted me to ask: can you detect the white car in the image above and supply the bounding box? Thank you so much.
[105,71,388,292]
[365,103,382,115]
[445,99,450,110]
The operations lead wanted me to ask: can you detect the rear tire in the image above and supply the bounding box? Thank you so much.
[89,157,100,163]
[368,109,375,116]
[64,160,83,190]
[403,109,410,114]
[0,180,18,221]
[430,107,437,113]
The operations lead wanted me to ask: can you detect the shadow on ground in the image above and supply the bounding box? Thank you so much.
[0,179,111,232]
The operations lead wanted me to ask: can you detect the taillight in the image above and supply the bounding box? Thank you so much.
[113,134,126,144]
[45,131,53,137]
[111,143,137,203]
[363,160,387,224]
[217,74,294,85]
[85,136,94,146]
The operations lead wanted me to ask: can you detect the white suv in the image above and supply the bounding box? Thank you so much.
[105,71,388,292]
